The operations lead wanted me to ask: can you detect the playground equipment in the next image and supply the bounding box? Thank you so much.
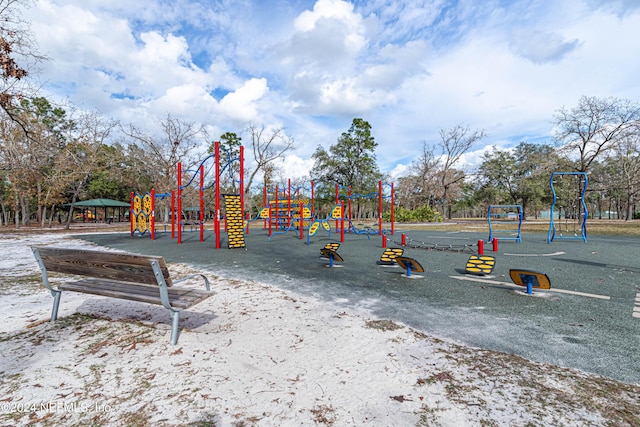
[487,205,522,243]
[464,255,496,276]
[320,243,343,268]
[378,248,404,266]
[176,141,245,248]
[334,181,395,237]
[131,190,155,238]
[258,180,395,247]
[308,202,344,244]
[396,234,478,253]
[130,190,176,239]
[509,269,551,295]
[548,172,588,243]
[395,256,424,278]
[264,180,314,242]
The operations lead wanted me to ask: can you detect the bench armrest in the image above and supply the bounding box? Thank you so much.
[173,273,211,291]
[150,261,211,312]
[31,247,59,294]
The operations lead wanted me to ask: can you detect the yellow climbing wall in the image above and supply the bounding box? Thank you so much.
[224,195,245,249]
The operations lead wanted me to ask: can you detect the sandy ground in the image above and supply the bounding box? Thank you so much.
[1,231,639,427]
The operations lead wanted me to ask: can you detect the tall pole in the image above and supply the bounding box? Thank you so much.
[215,141,221,249]
[391,182,395,236]
[263,185,267,230]
[335,184,339,231]
[240,145,245,231]
[199,164,204,242]
[340,201,345,242]
[348,186,352,221]
[177,162,182,244]
[150,188,155,241]
[378,180,383,235]
[311,181,315,217]
[130,192,134,237]
[288,178,291,228]
[274,184,279,235]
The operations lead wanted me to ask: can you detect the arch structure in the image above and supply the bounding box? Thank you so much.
[487,204,523,243]
[547,172,588,243]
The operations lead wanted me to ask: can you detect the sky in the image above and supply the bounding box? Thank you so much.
[21,0,640,181]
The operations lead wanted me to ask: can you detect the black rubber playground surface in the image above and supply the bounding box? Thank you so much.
[78,225,640,385]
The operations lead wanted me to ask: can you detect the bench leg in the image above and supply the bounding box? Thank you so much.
[51,290,62,321]
[170,311,180,345]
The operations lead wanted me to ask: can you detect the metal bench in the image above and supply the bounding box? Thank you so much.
[31,246,212,345]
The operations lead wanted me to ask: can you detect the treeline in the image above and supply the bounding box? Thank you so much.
[394,96,640,221]
[2,95,639,229]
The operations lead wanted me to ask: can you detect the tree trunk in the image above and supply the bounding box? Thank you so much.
[36,182,42,224]
[20,194,29,226]
[41,206,47,228]
[48,205,56,228]
[14,196,19,229]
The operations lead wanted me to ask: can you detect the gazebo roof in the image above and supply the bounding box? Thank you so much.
[64,198,130,208]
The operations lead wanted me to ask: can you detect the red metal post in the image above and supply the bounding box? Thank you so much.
[240,145,244,228]
[275,184,279,233]
[311,181,315,217]
[478,239,484,255]
[335,184,339,231]
[340,201,345,243]
[299,193,304,240]
[151,188,155,241]
[263,185,267,230]
[199,164,204,242]
[177,162,182,244]
[391,182,395,236]
[215,141,221,249]
[287,178,291,228]
[130,192,134,236]
[378,180,383,235]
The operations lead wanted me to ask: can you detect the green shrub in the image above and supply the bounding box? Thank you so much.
[384,205,442,223]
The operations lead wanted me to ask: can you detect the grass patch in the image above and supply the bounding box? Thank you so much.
[421,341,640,426]
[0,273,43,295]
[399,218,640,237]
[364,319,403,331]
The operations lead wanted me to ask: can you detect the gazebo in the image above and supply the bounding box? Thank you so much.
[65,198,131,223]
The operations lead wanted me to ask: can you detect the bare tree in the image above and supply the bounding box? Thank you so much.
[245,123,295,195]
[438,123,487,219]
[121,114,206,222]
[553,96,640,172]
[395,142,439,209]
[61,110,117,229]
[122,114,206,191]
[0,0,46,131]
[609,122,640,220]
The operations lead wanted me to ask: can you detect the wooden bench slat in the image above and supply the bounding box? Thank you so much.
[60,279,210,309]
[35,247,173,286]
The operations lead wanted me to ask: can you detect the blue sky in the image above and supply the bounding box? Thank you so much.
[24,0,640,180]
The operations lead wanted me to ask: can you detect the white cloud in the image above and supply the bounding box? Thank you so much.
[219,78,269,122]
[21,0,640,180]
[509,30,580,64]
[277,154,315,180]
